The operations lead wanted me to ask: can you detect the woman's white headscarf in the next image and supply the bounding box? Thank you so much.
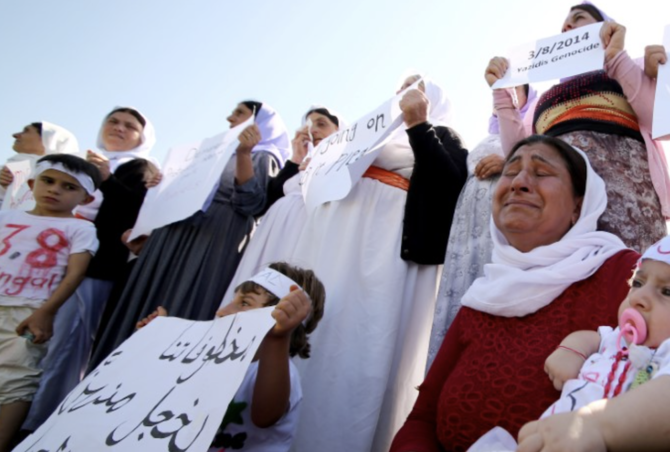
[96,106,157,172]
[41,122,80,155]
[375,76,453,177]
[461,144,628,317]
[250,103,290,166]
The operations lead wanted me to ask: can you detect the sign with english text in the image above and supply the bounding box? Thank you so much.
[1,160,35,211]
[652,25,670,140]
[492,22,605,89]
[300,82,412,211]
[14,308,276,452]
[129,116,253,241]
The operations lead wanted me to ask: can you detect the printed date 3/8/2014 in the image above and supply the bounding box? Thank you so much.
[528,32,590,60]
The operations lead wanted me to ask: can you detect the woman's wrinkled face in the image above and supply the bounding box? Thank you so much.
[562,8,598,33]
[227,103,254,128]
[306,112,338,146]
[12,125,44,155]
[493,142,582,253]
[101,111,144,152]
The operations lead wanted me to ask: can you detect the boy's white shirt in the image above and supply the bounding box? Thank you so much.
[0,210,98,308]
[209,359,302,452]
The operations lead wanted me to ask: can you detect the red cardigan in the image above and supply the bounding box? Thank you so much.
[391,249,639,452]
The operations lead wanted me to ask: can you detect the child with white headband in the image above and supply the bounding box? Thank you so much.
[0,154,100,451]
[469,235,670,452]
[137,261,326,452]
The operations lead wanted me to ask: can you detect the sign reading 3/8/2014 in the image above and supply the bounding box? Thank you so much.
[492,22,605,89]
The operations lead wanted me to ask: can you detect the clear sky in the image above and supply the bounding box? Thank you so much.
[1,0,668,164]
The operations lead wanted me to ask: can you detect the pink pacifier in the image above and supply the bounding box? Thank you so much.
[617,308,647,353]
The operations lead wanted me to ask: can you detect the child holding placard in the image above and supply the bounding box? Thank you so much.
[0,154,100,452]
[138,262,325,452]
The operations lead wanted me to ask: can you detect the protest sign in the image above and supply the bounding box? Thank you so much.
[129,116,253,241]
[492,22,604,89]
[300,81,413,211]
[1,160,35,211]
[14,307,276,452]
[652,25,670,139]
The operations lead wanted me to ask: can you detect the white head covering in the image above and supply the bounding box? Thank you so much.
[41,122,80,155]
[374,76,453,177]
[250,103,290,165]
[249,268,301,299]
[96,106,157,172]
[422,79,452,128]
[640,235,670,266]
[461,142,628,317]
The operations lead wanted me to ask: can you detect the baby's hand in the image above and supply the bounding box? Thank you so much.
[544,347,586,391]
[270,285,311,337]
[136,306,168,330]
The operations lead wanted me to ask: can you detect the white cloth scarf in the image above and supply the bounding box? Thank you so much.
[374,78,453,177]
[250,103,290,165]
[461,145,628,317]
[41,122,80,155]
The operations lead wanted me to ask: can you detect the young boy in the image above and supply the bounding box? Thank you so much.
[0,154,101,452]
[137,262,326,452]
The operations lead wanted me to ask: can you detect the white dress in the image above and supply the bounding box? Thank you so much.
[221,173,306,304]
[289,142,440,452]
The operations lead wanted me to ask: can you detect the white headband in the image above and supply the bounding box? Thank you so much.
[248,268,301,299]
[641,235,670,267]
[33,161,96,195]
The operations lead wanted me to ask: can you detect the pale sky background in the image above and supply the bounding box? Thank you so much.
[1,0,668,164]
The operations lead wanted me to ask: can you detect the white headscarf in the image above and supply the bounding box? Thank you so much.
[96,106,157,172]
[374,77,453,177]
[250,103,290,165]
[461,143,628,317]
[41,122,79,155]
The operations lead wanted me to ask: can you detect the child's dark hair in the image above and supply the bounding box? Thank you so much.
[36,154,103,191]
[235,262,326,359]
[31,122,43,135]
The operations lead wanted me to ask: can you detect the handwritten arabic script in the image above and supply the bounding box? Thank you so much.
[14,308,276,452]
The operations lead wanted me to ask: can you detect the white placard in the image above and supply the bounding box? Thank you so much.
[1,160,35,211]
[129,116,253,241]
[652,25,670,140]
[300,82,412,211]
[15,307,276,452]
[492,22,604,89]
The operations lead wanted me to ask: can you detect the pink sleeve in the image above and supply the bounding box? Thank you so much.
[605,50,657,131]
[494,89,530,156]
[606,50,670,218]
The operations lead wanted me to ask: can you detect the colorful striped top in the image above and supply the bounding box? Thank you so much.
[533,70,643,142]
